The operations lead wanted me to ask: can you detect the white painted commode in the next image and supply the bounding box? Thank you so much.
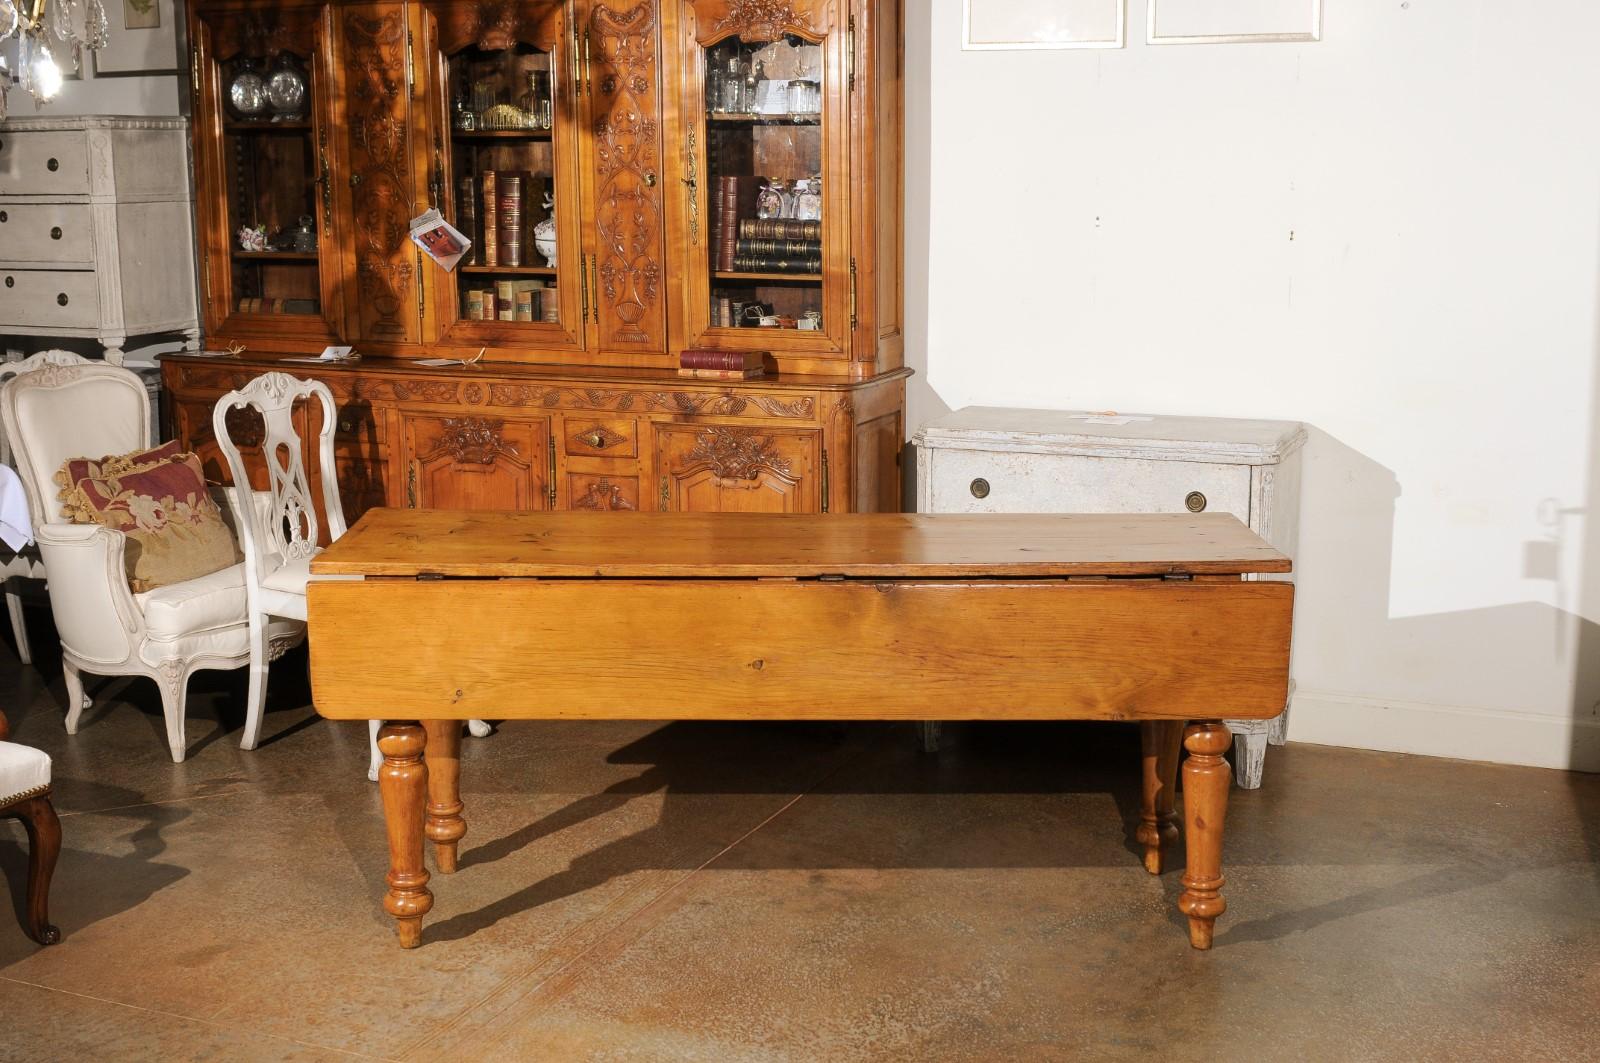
[913,406,1306,788]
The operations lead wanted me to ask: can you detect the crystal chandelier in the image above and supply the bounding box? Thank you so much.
[0,0,112,117]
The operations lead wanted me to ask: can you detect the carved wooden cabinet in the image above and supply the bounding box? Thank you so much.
[162,354,907,520]
[181,0,905,513]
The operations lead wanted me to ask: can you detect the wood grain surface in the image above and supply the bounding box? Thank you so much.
[310,510,1292,578]
[308,578,1293,720]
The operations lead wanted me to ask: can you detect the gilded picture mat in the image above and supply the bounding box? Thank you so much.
[964,0,1126,50]
[1149,0,1322,43]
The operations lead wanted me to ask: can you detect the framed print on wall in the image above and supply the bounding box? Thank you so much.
[1148,0,1322,45]
[964,0,1127,51]
[93,0,181,76]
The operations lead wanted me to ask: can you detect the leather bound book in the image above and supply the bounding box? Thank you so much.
[680,348,767,371]
[731,254,822,274]
[457,175,481,266]
[737,218,821,242]
[735,237,822,258]
[498,172,524,269]
[481,170,498,267]
[522,173,549,267]
[718,177,762,272]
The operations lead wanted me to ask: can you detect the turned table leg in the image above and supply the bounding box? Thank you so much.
[1178,720,1232,949]
[1136,720,1184,875]
[377,721,432,948]
[423,719,466,874]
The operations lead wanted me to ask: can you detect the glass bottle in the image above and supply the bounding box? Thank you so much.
[779,180,797,219]
[794,177,821,222]
[756,180,784,220]
[722,55,743,113]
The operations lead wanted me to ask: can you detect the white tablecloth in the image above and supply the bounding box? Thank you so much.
[0,465,32,552]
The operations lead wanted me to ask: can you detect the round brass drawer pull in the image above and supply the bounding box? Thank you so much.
[338,418,354,434]
[4,277,13,288]
[57,293,69,306]
[1185,491,1207,513]
[47,158,59,172]
[51,227,62,240]
[970,477,991,500]
[0,211,7,223]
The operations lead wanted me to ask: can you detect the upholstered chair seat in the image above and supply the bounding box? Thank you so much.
[0,741,51,804]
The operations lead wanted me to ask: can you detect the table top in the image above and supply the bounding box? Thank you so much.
[312,510,1291,579]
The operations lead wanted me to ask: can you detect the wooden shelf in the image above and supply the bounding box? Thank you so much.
[459,264,557,276]
[713,271,822,283]
[451,129,553,140]
[225,120,312,133]
[233,251,320,262]
[706,112,821,125]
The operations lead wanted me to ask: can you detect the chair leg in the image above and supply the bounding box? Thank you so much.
[5,589,31,667]
[63,662,88,734]
[467,719,491,739]
[239,617,270,751]
[12,795,62,945]
[158,668,191,763]
[368,719,383,782]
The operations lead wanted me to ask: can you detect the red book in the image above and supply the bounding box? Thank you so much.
[481,171,498,267]
[680,348,767,371]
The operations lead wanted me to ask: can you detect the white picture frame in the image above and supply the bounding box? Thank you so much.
[1147,0,1322,45]
[92,0,180,77]
[963,0,1127,51]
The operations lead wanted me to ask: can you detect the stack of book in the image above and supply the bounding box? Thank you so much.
[462,170,551,268]
[463,280,556,323]
[677,348,767,380]
[711,176,762,272]
[731,218,820,274]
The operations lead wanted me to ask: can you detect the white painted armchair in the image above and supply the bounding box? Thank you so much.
[0,351,94,665]
[0,362,303,762]
[212,372,489,780]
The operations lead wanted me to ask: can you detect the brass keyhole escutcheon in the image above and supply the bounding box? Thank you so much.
[970,477,991,500]
[1185,491,1207,513]
[51,227,62,240]
[57,293,69,306]
[47,158,59,172]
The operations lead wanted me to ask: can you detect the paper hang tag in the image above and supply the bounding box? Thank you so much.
[410,208,472,273]
[1066,412,1154,427]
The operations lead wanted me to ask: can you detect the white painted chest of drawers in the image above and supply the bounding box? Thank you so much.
[914,406,1306,787]
[0,116,199,363]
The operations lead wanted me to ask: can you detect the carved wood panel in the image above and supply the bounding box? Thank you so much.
[570,474,639,510]
[342,6,419,344]
[587,0,667,351]
[402,413,551,510]
[693,0,832,45]
[653,423,819,512]
[430,0,562,54]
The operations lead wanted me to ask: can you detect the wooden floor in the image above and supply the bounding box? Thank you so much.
[0,628,1596,1060]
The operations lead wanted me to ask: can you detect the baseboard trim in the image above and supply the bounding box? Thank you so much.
[1287,689,1600,773]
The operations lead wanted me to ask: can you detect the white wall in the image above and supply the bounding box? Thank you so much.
[906,1,1600,771]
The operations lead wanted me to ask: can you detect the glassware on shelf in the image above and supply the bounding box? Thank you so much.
[453,95,476,131]
[292,214,317,253]
[756,180,785,220]
[744,59,761,114]
[794,178,821,221]
[779,181,797,219]
[520,71,552,130]
[787,79,820,114]
[266,56,307,119]
[722,54,743,113]
[228,61,267,118]
[533,192,557,268]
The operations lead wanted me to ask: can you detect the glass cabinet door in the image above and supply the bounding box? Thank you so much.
[190,4,344,346]
[669,1,850,360]
[420,2,586,352]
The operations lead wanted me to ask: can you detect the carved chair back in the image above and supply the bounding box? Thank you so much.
[212,374,348,590]
[0,362,149,527]
[0,352,95,474]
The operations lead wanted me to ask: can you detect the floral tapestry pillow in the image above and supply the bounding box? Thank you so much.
[54,445,242,593]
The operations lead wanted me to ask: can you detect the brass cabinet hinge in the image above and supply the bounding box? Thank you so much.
[203,254,213,301]
[589,255,600,323]
[416,250,426,334]
[570,10,582,98]
[406,29,416,90]
[190,45,201,98]
[848,257,858,330]
[659,475,670,511]
[579,250,590,321]
[847,17,856,92]
[547,436,558,508]
[583,29,592,95]
[821,448,830,513]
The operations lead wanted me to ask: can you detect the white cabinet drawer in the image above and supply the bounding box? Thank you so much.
[0,130,91,196]
[0,269,99,329]
[0,203,94,265]
[926,449,1253,522]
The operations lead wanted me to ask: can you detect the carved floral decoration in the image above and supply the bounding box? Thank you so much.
[434,418,518,465]
[684,427,792,480]
[574,478,636,510]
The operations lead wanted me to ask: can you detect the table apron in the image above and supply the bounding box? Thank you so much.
[307,579,1293,721]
